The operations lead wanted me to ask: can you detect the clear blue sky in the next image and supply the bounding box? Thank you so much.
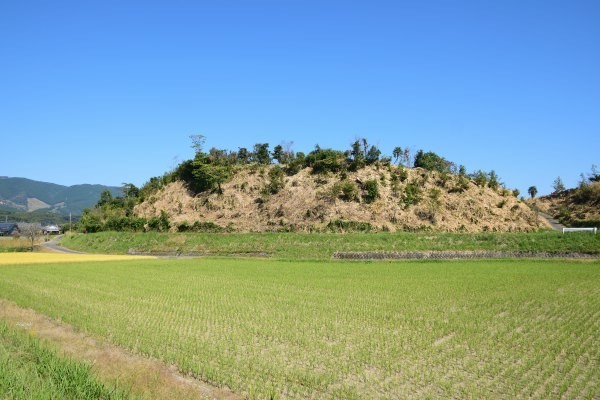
[1,0,598,196]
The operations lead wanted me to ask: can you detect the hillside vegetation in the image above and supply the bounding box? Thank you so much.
[535,168,600,228]
[77,137,549,233]
[135,165,542,233]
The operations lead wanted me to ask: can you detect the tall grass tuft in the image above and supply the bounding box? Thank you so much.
[0,321,132,399]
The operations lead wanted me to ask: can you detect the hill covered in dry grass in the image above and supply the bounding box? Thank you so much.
[535,181,600,228]
[135,164,548,233]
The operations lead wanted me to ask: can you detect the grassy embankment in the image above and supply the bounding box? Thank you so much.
[0,256,598,399]
[60,230,600,259]
[0,320,132,399]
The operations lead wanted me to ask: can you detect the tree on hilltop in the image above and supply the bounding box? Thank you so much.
[552,177,565,193]
[393,146,411,166]
[528,186,538,199]
[414,150,454,173]
[252,143,271,165]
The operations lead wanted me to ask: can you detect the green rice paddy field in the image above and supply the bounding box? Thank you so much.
[1,256,599,399]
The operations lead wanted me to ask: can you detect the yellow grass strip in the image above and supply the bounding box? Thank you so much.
[0,253,155,265]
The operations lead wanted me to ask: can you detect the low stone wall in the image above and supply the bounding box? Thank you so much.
[127,249,270,258]
[332,251,600,260]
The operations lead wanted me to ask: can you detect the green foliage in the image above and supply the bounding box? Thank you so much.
[326,219,373,232]
[332,180,358,202]
[393,146,410,166]
[252,143,271,165]
[450,174,470,193]
[488,170,500,190]
[0,210,68,225]
[147,210,170,232]
[471,170,488,187]
[236,147,250,164]
[528,186,538,199]
[569,219,600,229]
[396,166,409,182]
[304,146,346,174]
[552,176,566,193]
[572,182,600,205]
[413,150,454,173]
[272,143,295,165]
[171,159,200,192]
[403,180,422,207]
[588,165,600,182]
[78,209,104,233]
[177,220,224,232]
[348,138,380,170]
[428,187,442,211]
[284,151,304,176]
[362,179,379,203]
[437,170,451,187]
[262,166,286,195]
[0,321,131,400]
[192,152,232,194]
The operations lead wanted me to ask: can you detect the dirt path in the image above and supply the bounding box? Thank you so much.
[0,299,241,400]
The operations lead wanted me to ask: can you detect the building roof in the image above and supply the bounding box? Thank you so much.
[0,223,19,233]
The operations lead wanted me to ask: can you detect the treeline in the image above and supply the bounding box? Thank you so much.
[75,136,514,233]
[153,135,508,196]
[0,210,69,225]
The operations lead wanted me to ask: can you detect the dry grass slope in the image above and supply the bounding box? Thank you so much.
[535,181,600,226]
[135,165,549,233]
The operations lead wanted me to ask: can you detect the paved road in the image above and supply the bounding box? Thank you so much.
[39,235,85,254]
[538,212,565,231]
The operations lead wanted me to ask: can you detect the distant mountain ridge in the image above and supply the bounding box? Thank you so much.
[0,177,121,216]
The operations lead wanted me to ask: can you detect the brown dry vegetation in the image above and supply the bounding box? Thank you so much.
[135,165,549,232]
[535,181,600,225]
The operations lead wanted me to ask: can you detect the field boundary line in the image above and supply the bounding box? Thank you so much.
[0,298,241,400]
[333,250,600,260]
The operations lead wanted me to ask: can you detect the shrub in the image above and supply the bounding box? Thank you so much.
[262,166,285,195]
[333,180,358,202]
[450,174,470,193]
[488,170,500,191]
[304,146,346,174]
[192,221,224,232]
[362,179,379,204]
[414,150,454,173]
[428,188,442,211]
[402,181,422,207]
[326,220,373,232]
[471,170,488,187]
